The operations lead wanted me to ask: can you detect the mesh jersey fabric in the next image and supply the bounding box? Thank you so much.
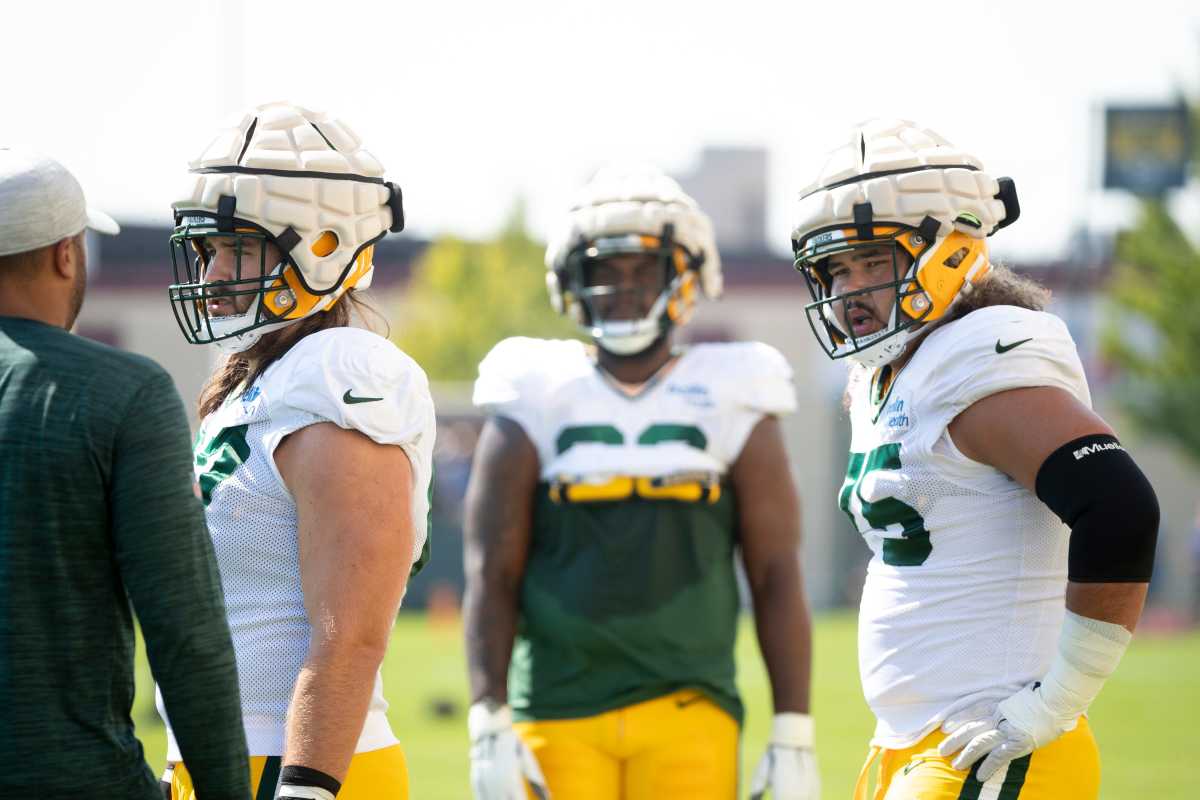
[843,305,1091,748]
[159,327,435,757]
[473,338,795,721]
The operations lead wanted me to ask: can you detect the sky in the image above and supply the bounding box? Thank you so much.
[2,0,1198,261]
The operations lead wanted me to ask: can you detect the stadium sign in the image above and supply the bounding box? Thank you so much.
[1103,101,1192,196]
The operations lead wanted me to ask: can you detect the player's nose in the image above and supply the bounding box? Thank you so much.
[203,249,237,283]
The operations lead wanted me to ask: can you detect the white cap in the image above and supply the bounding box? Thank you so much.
[0,148,119,257]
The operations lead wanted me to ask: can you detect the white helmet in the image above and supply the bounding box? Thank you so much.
[545,165,722,355]
[791,118,1019,367]
[168,101,404,353]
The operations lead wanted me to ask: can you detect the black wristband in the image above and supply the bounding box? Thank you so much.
[279,764,342,797]
[1035,433,1159,582]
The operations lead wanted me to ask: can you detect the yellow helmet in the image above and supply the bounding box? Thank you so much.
[791,119,1019,367]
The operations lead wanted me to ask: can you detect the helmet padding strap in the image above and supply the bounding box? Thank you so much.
[216,195,237,233]
[917,216,941,243]
[274,227,301,254]
[853,202,873,241]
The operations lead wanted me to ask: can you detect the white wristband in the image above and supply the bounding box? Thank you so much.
[468,700,513,741]
[770,712,814,748]
[1040,611,1132,719]
[277,787,335,800]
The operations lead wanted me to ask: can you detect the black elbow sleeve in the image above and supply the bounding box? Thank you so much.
[1034,434,1159,583]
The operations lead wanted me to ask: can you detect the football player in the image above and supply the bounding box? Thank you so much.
[463,166,820,800]
[789,119,1159,799]
[158,102,436,800]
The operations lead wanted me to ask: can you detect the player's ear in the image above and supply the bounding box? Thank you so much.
[49,234,84,282]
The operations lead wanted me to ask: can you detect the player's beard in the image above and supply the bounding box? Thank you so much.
[65,237,87,328]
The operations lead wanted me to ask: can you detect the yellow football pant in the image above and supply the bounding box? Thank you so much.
[512,689,739,800]
[166,744,408,800]
[854,716,1099,800]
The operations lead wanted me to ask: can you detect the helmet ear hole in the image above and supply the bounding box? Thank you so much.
[943,247,970,268]
[311,231,339,257]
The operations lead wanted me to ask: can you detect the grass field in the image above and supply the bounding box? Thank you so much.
[134,612,1199,799]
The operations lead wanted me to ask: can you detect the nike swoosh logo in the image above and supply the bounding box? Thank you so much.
[903,758,928,776]
[995,337,1033,353]
[675,694,706,709]
[343,390,384,404]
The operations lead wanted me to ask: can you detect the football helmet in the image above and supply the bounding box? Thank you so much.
[545,165,721,355]
[791,119,1020,367]
[168,101,404,353]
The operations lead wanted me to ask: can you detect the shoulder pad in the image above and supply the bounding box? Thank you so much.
[916,306,1088,419]
[473,337,588,411]
[274,328,434,447]
[690,341,797,416]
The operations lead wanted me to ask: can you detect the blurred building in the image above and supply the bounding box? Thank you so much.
[675,147,770,256]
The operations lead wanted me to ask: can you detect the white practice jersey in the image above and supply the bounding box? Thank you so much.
[845,306,1091,748]
[473,337,795,481]
[158,327,435,758]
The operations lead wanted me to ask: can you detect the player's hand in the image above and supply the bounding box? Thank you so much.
[938,685,1076,782]
[749,713,819,800]
[468,701,550,800]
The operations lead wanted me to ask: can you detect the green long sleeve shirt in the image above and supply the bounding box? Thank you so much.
[0,317,250,799]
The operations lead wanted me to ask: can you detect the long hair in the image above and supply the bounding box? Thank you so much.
[197,292,384,419]
[840,263,1052,410]
[943,262,1051,322]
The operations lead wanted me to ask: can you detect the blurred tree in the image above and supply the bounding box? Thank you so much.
[395,204,578,381]
[1103,199,1200,466]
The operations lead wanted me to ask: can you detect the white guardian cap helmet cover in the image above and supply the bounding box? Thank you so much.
[791,118,1020,367]
[168,101,405,353]
[545,165,722,355]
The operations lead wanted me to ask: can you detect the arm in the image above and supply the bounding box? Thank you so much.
[732,415,812,715]
[735,415,820,800]
[941,385,1159,779]
[462,416,551,800]
[111,370,250,800]
[948,386,1149,629]
[274,421,414,784]
[462,415,540,705]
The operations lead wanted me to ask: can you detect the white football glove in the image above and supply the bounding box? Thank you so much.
[468,701,550,800]
[937,686,1075,782]
[938,611,1132,783]
[749,713,819,800]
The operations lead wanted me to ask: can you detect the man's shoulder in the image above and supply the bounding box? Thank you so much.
[482,336,589,374]
[4,319,171,387]
[926,306,1071,354]
[684,340,791,376]
[275,326,428,384]
[669,341,797,420]
[473,337,591,410]
[906,305,1085,416]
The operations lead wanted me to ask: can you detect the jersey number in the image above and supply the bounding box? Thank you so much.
[839,443,931,566]
[195,425,250,507]
[555,423,707,454]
